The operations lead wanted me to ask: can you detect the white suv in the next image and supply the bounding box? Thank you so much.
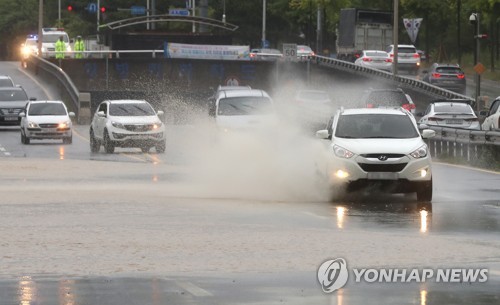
[481,97,500,131]
[316,108,435,201]
[386,44,421,75]
[90,100,166,153]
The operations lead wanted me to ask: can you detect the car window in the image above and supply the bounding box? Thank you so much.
[218,96,273,115]
[398,47,416,53]
[335,114,419,139]
[43,34,69,43]
[489,100,500,116]
[365,51,387,57]
[109,103,156,116]
[434,103,473,114]
[97,103,107,114]
[0,79,13,87]
[0,89,28,101]
[28,103,67,115]
[435,67,462,74]
[366,91,407,107]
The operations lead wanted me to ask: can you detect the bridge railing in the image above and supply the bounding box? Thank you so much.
[26,55,80,115]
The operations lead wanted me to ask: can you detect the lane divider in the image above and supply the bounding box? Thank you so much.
[0,146,11,156]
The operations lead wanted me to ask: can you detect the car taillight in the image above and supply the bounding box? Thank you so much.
[413,53,420,58]
[432,72,441,78]
[355,53,361,58]
[250,53,255,58]
[428,117,443,121]
[402,103,416,110]
[311,51,315,56]
[457,74,465,79]
[362,57,372,62]
[390,54,394,57]
[385,58,393,62]
[366,103,374,108]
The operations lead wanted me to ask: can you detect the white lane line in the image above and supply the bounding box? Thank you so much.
[0,147,5,152]
[0,146,10,156]
[4,152,11,156]
[302,211,329,220]
[176,281,213,297]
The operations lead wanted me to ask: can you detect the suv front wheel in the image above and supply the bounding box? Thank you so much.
[416,178,433,202]
[103,130,115,154]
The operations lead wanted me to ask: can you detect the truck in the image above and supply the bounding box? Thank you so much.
[336,8,393,62]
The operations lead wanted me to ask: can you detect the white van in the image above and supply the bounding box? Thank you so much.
[41,28,71,58]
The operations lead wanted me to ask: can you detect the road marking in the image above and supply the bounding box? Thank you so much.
[176,281,213,297]
[0,146,10,156]
[434,162,500,175]
[0,147,5,152]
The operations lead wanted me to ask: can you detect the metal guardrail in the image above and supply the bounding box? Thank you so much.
[424,126,499,164]
[312,55,473,102]
[27,55,80,114]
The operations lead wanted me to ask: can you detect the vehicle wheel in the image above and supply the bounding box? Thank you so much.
[21,131,27,144]
[63,136,72,144]
[90,129,100,153]
[155,140,166,154]
[416,179,433,202]
[103,130,115,154]
[141,146,150,153]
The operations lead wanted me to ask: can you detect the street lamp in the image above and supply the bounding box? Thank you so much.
[469,12,481,108]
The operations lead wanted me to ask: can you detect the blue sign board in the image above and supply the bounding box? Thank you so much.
[169,9,190,16]
[87,2,97,13]
[262,40,270,48]
[131,5,146,15]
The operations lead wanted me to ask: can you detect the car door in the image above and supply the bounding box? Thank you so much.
[483,100,500,130]
[94,102,108,139]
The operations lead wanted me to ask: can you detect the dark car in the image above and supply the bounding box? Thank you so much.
[0,87,34,125]
[360,88,416,114]
[422,63,466,95]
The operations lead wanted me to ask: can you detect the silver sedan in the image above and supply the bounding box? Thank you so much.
[354,50,392,72]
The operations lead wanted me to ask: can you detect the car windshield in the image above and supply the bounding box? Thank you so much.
[28,103,67,115]
[434,103,473,114]
[398,47,416,53]
[335,113,419,138]
[365,51,387,57]
[43,34,68,43]
[435,67,463,74]
[365,91,407,107]
[218,96,273,115]
[0,89,28,101]
[109,103,156,116]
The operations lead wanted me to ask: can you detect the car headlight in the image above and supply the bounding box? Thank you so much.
[152,122,162,130]
[410,145,428,158]
[333,145,354,159]
[58,121,71,129]
[111,121,125,129]
[27,121,39,128]
[41,47,46,52]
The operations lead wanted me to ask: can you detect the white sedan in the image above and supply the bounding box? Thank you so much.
[20,100,75,144]
[354,50,392,72]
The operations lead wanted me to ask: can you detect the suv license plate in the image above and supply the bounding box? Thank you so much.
[4,117,18,121]
[367,172,399,180]
[446,119,462,124]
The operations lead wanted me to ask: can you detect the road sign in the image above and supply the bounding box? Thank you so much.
[282,43,297,60]
[262,40,270,48]
[131,5,146,15]
[87,2,97,13]
[169,9,190,16]
[474,63,486,75]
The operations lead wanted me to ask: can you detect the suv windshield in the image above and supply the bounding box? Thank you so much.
[43,34,69,43]
[335,113,419,139]
[29,103,67,115]
[398,47,416,53]
[109,103,156,116]
[0,89,28,101]
[218,96,273,115]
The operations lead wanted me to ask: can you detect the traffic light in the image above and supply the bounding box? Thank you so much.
[67,5,73,12]
[100,6,106,13]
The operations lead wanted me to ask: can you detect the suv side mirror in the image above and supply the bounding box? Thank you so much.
[68,112,76,118]
[316,129,330,139]
[97,111,106,117]
[157,110,164,116]
[19,112,26,118]
[421,129,436,139]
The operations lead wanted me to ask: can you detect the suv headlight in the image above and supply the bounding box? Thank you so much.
[410,145,428,158]
[152,122,162,130]
[27,121,39,128]
[111,121,125,129]
[333,145,354,159]
[58,121,71,129]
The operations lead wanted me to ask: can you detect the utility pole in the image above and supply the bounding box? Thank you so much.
[262,0,266,47]
[316,5,322,55]
[38,0,43,56]
[392,0,399,75]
